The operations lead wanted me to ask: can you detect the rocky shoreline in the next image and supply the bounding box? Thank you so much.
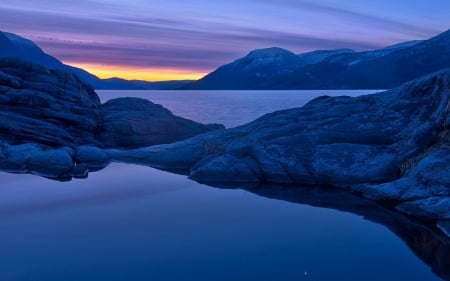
[0,59,223,179]
[110,70,450,239]
[0,58,449,239]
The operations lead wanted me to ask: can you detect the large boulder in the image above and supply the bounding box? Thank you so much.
[28,147,74,179]
[100,97,225,148]
[0,142,111,180]
[0,142,42,172]
[0,59,102,147]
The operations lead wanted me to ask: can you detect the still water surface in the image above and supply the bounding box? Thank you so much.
[0,90,443,280]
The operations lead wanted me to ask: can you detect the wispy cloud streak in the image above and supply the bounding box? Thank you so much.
[0,0,448,74]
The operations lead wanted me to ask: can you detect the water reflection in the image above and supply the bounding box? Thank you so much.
[235,184,450,280]
[0,165,448,280]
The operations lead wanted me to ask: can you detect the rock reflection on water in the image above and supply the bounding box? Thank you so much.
[0,165,448,280]
[235,184,450,281]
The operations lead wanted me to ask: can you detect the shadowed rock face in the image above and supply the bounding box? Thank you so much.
[0,59,102,147]
[100,97,225,148]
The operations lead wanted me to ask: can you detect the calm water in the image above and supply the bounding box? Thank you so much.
[0,90,444,281]
[97,90,380,128]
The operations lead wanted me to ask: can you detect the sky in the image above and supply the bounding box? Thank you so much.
[1,0,449,81]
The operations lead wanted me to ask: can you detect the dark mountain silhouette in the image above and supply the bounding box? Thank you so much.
[0,31,192,90]
[184,30,448,89]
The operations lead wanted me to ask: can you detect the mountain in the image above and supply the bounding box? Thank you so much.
[379,40,423,51]
[283,30,450,89]
[184,30,450,90]
[183,47,305,89]
[296,48,355,65]
[0,31,192,90]
[0,32,65,70]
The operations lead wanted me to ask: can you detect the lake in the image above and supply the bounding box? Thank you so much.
[0,90,445,281]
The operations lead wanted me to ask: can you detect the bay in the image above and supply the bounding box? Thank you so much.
[0,90,443,281]
[97,90,380,128]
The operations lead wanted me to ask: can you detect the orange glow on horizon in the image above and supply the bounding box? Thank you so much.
[66,62,207,81]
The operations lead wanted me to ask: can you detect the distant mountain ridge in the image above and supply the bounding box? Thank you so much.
[0,31,193,90]
[296,48,356,65]
[184,30,449,90]
[2,29,450,90]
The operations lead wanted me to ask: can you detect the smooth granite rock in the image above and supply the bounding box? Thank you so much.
[111,70,450,187]
[0,142,42,172]
[28,148,74,179]
[0,142,111,180]
[396,197,450,220]
[0,59,224,179]
[100,97,225,148]
[353,148,450,202]
[0,59,102,147]
[75,145,110,170]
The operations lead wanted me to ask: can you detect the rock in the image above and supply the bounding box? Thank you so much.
[352,179,422,202]
[311,144,397,187]
[396,197,450,220]
[111,70,450,188]
[353,148,450,201]
[75,145,110,170]
[0,143,42,172]
[71,163,89,179]
[0,59,101,147]
[189,154,263,185]
[108,136,208,173]
[28,148,74,179]
[100,97,224,148]
[0,59,224,179]
[437,220,450,237]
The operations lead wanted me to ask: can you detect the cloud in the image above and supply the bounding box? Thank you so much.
[251,0,441,37]
[0,0,446,73]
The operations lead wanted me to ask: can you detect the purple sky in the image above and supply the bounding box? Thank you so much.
[1,0,449,78]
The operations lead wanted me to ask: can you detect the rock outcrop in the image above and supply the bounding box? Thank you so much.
[100,97,224,148]
[0,59,102,147]
[0,59,224,179]
[0,142,109,181]
[110,69,450,235]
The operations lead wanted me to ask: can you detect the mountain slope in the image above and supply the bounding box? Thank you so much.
[0,32,63,69]
[183,47,304,89]
[297,48,355,66]
[283,30,450,89]
[0,31,191,90]
[185,30,450,90]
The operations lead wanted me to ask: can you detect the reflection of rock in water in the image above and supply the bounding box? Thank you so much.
[240,185,450,281]
[110,70,450,233]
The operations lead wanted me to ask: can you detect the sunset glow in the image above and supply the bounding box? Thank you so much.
[1,0,450,81]
[68,62,207,81]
